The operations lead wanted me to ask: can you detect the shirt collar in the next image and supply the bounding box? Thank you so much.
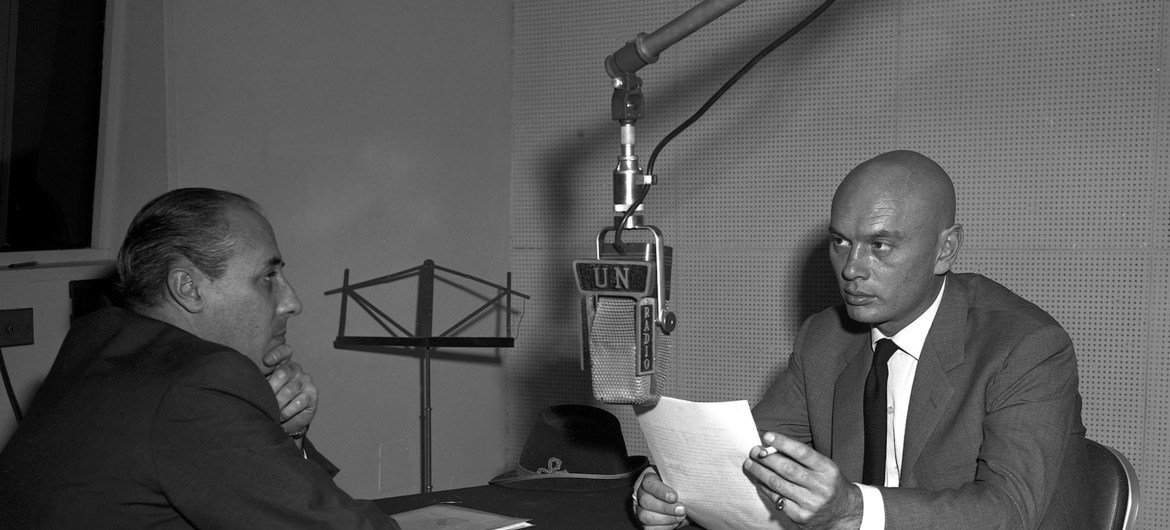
[871,277,947,361]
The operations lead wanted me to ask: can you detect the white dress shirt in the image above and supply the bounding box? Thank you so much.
[857,278,947,530]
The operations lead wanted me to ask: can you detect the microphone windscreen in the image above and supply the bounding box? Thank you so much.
[588,296,671,404]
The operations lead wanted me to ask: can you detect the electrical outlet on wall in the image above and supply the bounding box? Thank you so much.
[0,308,34,347]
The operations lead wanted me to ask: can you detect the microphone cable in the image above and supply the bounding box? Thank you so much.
[614,0,840,249]
[0,347,22,422]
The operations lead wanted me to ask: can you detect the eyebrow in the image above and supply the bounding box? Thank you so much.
[870,229,907,241]
[827,227,908,242]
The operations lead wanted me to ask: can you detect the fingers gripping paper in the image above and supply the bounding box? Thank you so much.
[635,397,789,529]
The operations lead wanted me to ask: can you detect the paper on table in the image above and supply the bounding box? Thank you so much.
[635,396,789,529]
[388,504,532,530]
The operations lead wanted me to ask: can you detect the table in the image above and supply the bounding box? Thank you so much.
[376,483,642,529]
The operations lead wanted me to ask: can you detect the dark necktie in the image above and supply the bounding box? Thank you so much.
[862,338,899,486]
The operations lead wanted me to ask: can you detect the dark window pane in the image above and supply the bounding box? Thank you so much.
[1,0,105,252]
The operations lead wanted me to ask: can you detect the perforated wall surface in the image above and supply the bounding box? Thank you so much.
[512,0,1169,526]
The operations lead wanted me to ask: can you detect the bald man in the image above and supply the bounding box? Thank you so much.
[635,151,1088,529]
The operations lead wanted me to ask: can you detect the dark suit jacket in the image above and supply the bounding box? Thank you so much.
[0,307,396,529]
[753,273,1088,529]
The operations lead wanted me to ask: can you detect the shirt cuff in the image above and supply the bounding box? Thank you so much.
[856,483,885,530]
[631,466,658,509]
[631,466,688,529]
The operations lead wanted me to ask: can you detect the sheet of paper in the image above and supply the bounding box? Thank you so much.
[388,504,532,530]
[636,396,789,529]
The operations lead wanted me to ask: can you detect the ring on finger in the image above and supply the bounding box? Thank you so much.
[775,496,786,510]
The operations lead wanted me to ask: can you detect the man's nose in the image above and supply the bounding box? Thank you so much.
[280,281,302,316]
[841,247,869,280]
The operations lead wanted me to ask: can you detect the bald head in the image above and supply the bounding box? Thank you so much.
[833,150,956,231]
[827,150,963,335]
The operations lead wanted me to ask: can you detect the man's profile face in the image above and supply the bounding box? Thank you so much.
[827,169,946,336]
[197,204,302,373]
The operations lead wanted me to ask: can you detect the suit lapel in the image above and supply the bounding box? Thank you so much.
[900,276,967,484]
[831,334,873,482]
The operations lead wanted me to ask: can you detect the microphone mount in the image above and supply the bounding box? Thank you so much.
[604,0,751,239]
[602,0,747,332]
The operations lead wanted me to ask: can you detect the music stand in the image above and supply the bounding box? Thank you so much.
[324,260,528,493]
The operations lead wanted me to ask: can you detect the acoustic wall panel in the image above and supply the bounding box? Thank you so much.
[1157,23,1170,523]
[1149,253,1170,525]
[653,0,899,249]
[512,0,1168,526]
[671,248,810,402]
[1155,34,1169,527]
[1158,9,1170,250]
[1156,31,1168,527]
[899,0,1161,250]
[1158,41,1170,530]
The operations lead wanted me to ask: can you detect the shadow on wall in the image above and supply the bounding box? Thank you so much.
[511,118,615,444]
[796,229,843,324]
[740,229,848,389]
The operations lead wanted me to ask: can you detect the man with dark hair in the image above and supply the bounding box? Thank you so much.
[636,151,1088,529]
[0,188,397,528]
[115,188,260,308]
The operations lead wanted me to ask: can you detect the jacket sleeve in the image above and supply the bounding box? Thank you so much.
[752,316,817,443]
[150,350,399,529]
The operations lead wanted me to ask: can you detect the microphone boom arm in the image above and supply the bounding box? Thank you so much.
[604,0,751,78]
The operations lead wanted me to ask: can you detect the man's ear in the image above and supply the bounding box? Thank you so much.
[934,223,964,275]
[167,267,204,314]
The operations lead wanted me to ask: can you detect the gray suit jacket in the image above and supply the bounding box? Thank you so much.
[753,273,1088,529]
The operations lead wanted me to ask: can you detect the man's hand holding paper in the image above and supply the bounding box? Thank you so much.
[744,432,864,529]
[634,397,790,529]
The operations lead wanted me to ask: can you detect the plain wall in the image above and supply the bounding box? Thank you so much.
[0,0,513,501]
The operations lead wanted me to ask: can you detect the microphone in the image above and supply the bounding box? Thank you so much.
[574,226,675,405]
[587,0,747,404]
